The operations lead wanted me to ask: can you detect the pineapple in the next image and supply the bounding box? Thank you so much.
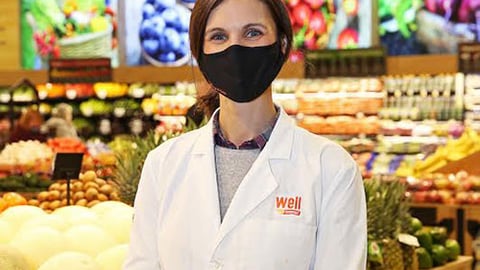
[111,124,201,205]
[365,177,410,270]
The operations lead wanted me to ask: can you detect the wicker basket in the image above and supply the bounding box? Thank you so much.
[58,26,113,58]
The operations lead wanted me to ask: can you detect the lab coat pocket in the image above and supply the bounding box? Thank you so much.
[226,218,316,270]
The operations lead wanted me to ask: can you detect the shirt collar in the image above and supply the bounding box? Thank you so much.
[213,105,280,150]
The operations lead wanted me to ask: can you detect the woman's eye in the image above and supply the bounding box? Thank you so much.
[209,33,227,41]
[245,29,263,38]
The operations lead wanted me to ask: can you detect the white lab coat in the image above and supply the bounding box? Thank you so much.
[123,108,367,270]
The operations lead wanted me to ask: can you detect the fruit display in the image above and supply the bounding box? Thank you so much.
[365,177,413,270]
[297,115,380,135]
[28,170,119,212]
[140,0,192,66]
[0,140,53,173]
[0,201,133,269]
[412,224,461,268]
[285,0,365,53]
[406,129,480,176]
[47,137,87,154]
[0,193,28,213]
[93,83,129,99]
[406,171,480,205]
[80,99,113,116]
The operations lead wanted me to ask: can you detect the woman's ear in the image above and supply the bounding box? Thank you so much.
[281,36,287,55]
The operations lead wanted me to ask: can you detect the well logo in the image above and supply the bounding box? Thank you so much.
[275,196,302,216]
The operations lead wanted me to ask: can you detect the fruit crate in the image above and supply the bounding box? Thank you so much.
[431,256,473,270]
[463,205,480,256]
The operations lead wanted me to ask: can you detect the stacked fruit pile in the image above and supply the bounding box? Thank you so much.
[407,171,480,205]
[0,201,132,269]
[413,225,460,268]
[28,170,119,213]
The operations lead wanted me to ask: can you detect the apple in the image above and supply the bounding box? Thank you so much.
[427,190,441,203]
[461,178,473,191]
[309,11,327,35]
[413,191,427,203]
[292,3,313,27]
[456,191,470,204]
[305,0,324,9]
[434,177,450,190]
[287,0,301,8]
[438,190,453,204]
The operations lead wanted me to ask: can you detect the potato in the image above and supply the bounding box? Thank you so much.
[50,200,61,210]
[72,181,83,193]
[99,184,113,195]
[37,191,49,202]
[73,191,85,202]
[109,192,120,201]
[95,178,107,186]
[97,194,109,202]
[82,170,97,182]
[61,198,74,206]
[85,188,98,201]
[28,199,39,207]
[87,200,100,208]
[59,183,67,192]
[60,190,74,200]
[83,182,99,191]
[39,201,50,210]
[48,183,61,191]
[76,199,88,206]
[48,190,61,201]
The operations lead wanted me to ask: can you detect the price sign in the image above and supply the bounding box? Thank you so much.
[305,47,386,78]
[52,153,84,205]
[48,58,112,83]
[458,42,480,74]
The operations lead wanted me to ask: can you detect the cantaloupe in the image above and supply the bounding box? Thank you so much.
[10,227,65,269]
[95,244,129,270]
[64,224,117,257]
[0,244,29,270]
[0,219,14,244]
[0,205,46,235]
[100,206,134,244]
[19,214,69,233]
[38,251,100,270]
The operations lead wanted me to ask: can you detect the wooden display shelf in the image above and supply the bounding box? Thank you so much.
[435,151,480,176]
[431,256,473,270]
[0,54,458,86]
[462,204,480,256]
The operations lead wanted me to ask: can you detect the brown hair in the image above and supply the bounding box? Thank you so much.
[189,0,293,116]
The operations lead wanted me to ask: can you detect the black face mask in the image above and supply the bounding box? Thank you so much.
[198,41,284,103]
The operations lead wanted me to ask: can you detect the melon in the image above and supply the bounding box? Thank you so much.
[90,201,132,218]
[64,224,117,257]
[38,251,100,270]
[19,214,69,233]
[52,205,99,226]
[0,219,14,243]
[95,244,129,270]
[0,244,29,270]
[100,207,134,244]
[10,227,66,269]
[0,205,46,234]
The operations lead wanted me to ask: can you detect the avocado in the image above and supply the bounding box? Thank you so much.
[415,230,433,251]
[431,244,449,266]
[445,239,461,261]
[430,227,448,245]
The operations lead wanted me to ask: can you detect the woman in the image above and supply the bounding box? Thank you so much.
[124,0,366,269]
[41,103,78,138]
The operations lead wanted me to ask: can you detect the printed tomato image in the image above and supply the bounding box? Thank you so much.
[337,28,359,49]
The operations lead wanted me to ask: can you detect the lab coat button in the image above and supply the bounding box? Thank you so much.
[210,260,222,270]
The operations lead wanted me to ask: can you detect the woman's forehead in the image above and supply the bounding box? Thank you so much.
[206,0,274,29]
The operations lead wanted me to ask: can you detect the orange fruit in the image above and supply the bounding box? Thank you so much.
[2,192,27,207]
[0,198,8,212]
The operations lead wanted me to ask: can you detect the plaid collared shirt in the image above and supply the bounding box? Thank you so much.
[213,106,280,150]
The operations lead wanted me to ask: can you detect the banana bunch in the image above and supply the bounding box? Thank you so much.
[411,129,480,176]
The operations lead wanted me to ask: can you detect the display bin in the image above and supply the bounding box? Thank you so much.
[431,256,473,270]
[462,205,480,256]
[409,203,462,248]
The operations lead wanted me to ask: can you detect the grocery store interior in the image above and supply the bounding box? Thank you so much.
[2,0,480,269]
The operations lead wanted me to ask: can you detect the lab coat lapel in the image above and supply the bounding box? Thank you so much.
[191,121,222,231]
[212,109,295,252]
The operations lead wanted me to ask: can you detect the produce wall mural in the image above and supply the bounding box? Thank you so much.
[380,0,480,55]
[21,0,119,70]
[124,0,372,66]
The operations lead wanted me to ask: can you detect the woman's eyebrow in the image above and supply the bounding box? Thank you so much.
[242,23,267,30]
[205,27,225,35]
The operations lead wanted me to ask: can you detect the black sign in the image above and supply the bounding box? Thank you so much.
[48,58,112,83]
[52,152,84,180]
[458,42,480,74]
[305,47,386,78]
